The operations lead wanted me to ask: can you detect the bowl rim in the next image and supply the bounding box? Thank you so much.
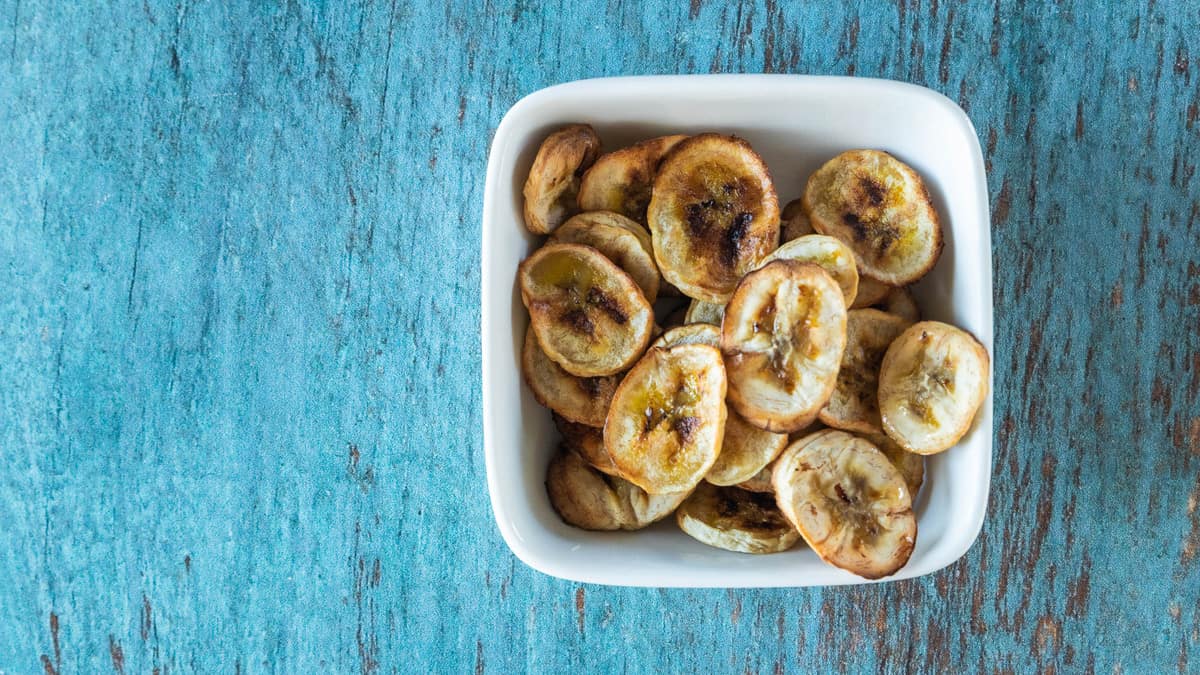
[481,74,992,587]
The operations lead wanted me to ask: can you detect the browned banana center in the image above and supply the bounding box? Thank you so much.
[841,172,903,256]
[680,166,763,268]
[636,374,703,440]
[831,475,883,546]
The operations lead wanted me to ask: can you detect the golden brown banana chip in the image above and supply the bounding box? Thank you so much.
[736,464,775,493]
[780,198,815,242]
[819,309,913,434]
[705,410,789,486]
[756,234,860,307]
[605,343,727,494]
[551,211,661,302]
[650,322,721,350]
[522,124,601,234]
[647,134,780,302]
[577,135,689,222]
[772,430,916,579]
[850,276,892,309]
[546,448,688,531]
[880,286,920,322]
[676,482,801,553]
[553,413,620,476]
[521,326,620,427]
[685,300,726,326]
[804,150,942,285]
[878,321,990,455]
[519,243,654,377]
[720,260,848,433]
[862,432,925,496]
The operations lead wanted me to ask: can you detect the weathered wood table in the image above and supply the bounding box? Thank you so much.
[2,2,1197,672]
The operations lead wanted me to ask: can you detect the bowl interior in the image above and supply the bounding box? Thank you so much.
[482,75,992,587]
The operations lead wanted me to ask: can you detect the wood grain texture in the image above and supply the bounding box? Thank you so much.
[1,0,1198,672]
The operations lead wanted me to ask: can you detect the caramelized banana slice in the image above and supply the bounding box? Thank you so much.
[522,124,601,234]
[676,483,801,553]
[772,430,916,579]
[685,300,726,326]
[648,134,780,302]
[757,234,860,307]
[804,150,942,285]
[706,411,789,486]
[577,135,689,222]
[880,286,920,322]
[861,432,925,496]
[604,344,727,494]
[878,321,990,455]
[546,448,688,531]
[519,243,654,376]
[551,211,661,302]
[721,260,848,432]
[553,413,620,476]
[851,276,892,309]
[651,323,722,350]
[780,198,815,242]
[819,309,913,434]
[522,326,620,427]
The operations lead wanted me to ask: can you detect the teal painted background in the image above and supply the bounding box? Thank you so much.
[2,1,1199,673]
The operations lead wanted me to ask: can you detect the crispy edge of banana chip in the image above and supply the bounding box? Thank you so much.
[522,124,601,235]
[676,482,801,554]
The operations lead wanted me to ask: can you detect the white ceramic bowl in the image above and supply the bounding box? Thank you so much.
[481,75,992,587]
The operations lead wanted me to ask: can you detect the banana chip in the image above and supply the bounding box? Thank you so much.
[676,482,801,554]
[648,134,780,302]
[819,309,912,434]
[851,276,892,309]
[705,411,789,486]
[578,135,689,222]
[605,344,727,494]
[546,448,688,531]
[804,150,942,285]
[651,322,721,350]
[736,464,775,493]
[878,321,990,455]
[772,430,916,579]
[880,286,920,323]
[522,124,601,234]
[551,211,661,302]
[522,326,620,427]
[519,243,654,376]
[861,431,925,496]
[685,300,726,326]
[780,198,815,242]
[721,260,848,432]
[756,234,860,307]
[553,413,620,476]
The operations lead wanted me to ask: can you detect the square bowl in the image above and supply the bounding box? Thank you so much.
[481,75,992,587]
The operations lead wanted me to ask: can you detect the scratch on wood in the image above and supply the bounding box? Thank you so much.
[109,635,125,674]
[141,595,152,641]
[1183,476,1200,566]
[1066,555,1092,618]
[730,593,742,625]
[475,640,485,675]
[994,178,1011,225]
[575,587,585,633]
[1075,101,1085,140]
[39,611,61,675]
[1110,282,1124,308]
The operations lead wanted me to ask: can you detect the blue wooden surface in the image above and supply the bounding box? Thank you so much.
[2,1,1199,673]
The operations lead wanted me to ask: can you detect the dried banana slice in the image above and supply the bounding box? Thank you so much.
[685,300,726,326]
[551,211,661,302]
[705,410,789,486]
[720,260,848,433]
[736,464,775,493]
[851,276,892,309]
[647,134,780,302]
[604,343,727,494]
[676,482,801,554]
[522,124,601,234]
[772,430,916,579]
[756,234,860,307]
[651,322,722,350]
[780,198,814,242]
[553,413,620,476]
[862,432,925,496]
[521,326,620,427]
[878,321,990,455]
[546,448,688,531]
[819,309,912,434]
[519,243,654,376]
[880,286,920,323]
[577,135,689,222]
[804,150,942,285]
